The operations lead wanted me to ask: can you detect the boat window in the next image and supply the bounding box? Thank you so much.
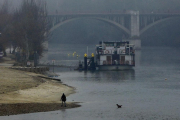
[120,43,125,46]
[105,43,114,47]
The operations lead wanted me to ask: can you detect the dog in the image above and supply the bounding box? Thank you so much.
[116,104,122,108]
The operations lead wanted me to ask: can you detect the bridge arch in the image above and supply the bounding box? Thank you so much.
[140,17,179,36]
[49,17,131,36]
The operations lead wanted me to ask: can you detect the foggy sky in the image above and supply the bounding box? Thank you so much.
[46,0,180,14]
[2,0,180,14]
[1,0,180,46]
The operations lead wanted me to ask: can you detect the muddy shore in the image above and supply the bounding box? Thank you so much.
[0,55,80,116]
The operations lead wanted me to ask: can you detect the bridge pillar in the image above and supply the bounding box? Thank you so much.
[123,38,141,50]
[128,39,141,50]
[129,11,140,37]
[126,11,141,49]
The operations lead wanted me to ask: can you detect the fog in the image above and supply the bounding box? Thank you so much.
[2,0,180,46]
[44,0,180,14]
[46,0,180,14]
[5,0,180,14]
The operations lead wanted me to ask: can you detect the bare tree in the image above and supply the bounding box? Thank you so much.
[11,9,24,53]
[0,0,12,56]
[11,0,49,61]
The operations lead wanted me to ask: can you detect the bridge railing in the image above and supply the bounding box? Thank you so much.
[48,10,180,16]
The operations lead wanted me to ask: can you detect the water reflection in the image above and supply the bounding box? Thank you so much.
[82,69,135,82]
[135,50,141,66]
[97,70,135,81]
[61,109,67,119]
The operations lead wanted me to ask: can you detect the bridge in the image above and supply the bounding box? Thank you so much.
[47,10,180,49]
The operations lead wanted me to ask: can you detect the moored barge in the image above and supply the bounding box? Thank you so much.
[95,41,135,70]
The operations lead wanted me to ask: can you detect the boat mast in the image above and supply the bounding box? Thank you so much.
[87,46,88,56]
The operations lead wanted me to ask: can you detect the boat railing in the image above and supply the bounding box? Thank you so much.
[100,60,135,65]
[97,50,113,54]
[97,49,135,55]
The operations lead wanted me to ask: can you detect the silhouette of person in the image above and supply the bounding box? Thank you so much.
[61,93,66,107]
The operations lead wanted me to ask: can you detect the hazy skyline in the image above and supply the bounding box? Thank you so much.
[1,0,180,46]
[2,0,180,14]
[47,0,180,14]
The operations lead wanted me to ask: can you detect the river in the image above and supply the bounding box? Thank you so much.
[1,44,180,120]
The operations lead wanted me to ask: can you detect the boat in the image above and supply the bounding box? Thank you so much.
[95,41,135,70]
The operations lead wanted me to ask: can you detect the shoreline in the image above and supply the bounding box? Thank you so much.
[0,102,81,116]
[0,55,80,116]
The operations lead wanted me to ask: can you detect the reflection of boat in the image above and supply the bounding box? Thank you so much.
[95,69,135,81]
[95,41,135,70]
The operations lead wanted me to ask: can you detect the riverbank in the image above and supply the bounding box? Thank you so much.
[0,54,80,116]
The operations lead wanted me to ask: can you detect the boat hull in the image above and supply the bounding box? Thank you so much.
[97,65,134,71]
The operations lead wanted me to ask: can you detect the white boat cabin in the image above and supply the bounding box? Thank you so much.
[96,41,135,66]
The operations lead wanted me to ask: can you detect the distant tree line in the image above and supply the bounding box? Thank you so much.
[0,0,49,62]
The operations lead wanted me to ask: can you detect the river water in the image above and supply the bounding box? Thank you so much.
[1,44,180,120]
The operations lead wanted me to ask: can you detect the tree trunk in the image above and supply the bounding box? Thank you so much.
[3,49,6,57]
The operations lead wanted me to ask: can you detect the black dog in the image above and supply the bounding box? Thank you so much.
[116,104,122,108]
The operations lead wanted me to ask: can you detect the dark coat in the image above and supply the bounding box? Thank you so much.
[61,93,66,102]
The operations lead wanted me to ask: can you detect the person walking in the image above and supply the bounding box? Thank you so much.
[61,93,66,107]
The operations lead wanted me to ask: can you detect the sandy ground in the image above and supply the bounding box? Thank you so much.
[0,54,80,116]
